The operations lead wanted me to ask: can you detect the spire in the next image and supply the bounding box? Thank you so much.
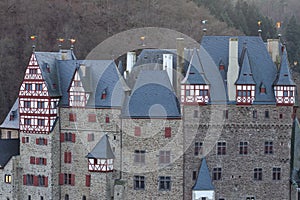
[181,48,209,85]
[236,47,256,85]
[192,158,214,191]
[86,135,115,159]
[275,48,295,86]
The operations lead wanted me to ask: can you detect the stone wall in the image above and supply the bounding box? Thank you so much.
[183,104,294,200]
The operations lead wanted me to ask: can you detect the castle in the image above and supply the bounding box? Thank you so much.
[0,35,300,200]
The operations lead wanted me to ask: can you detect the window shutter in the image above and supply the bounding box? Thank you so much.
[85,175,91,187]
[36,138,39,144]
[23,175,27,185]
[69,113,76,122]
[69,152,72,163]
[59,173,64,185]
[134,127,141,136]
[165,127,171,138]
[44,176,48,187]
[105,116,110,123]
[44,139,48,145]
[35,158,39,165]
[22,137,25,143]
[64,152,67,163]
[43,158,47,165]
[71,174,75,186]
[30,156,35,164]
[71,134,76,143]
[33,175,38,186]
[60,133,65,142]
[88,114,96,122]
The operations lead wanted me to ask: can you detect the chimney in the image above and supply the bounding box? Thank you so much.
[176,38,185,97]
[126,52,136,76]
[267,39,280,67]
[163,54,174,86]
[227,38,239,101]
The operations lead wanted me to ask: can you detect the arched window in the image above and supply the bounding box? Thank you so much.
[65,194,69,200]
[82,196,86,200]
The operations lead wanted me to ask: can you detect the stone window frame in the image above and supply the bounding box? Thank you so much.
[239,141,248,155]
[134,150,146,164]
[158,176,171,191]
[246,196,255,200]
[264,141,273,154]
[253,168,262,181]
[192,171,197,180]
[272,167,281,180]
[212,167,222,180]
[194,141,203,156]
[252,110,257,118]
[134,175,145,190]
[217,141,226,155]
[159,150,171,164]
[4,174,11,184]
[264,110,269,118]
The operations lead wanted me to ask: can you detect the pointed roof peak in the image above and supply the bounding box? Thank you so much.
[86,134,115,159]
[193,158,215,191]
[236,49,256,85]
[275,48,295,86]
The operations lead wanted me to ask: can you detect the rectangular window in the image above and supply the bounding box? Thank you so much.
[36,84,43,91]
[239,141,248,155]
[60,173,75,186]
[24,118,31,125]
[74,95,81,102]
[105,115,110,123]
[69,113,76,122]
[254,168,262,180]
[74,80,81,87]
[25,83,32,91]
[87,133,94,142]
[194,110,198,118]
[134,175,145,190]
[64,152,72,163]
[159,176,171,191]
[38,119,45,126]
[217,142,226,155]
[212,168,222,180]
[272,167,281,180]
[192,171,197,180]
[22,136,30,143]
[24,101,31,108]
[283,91,288,97]
[194,142,203,156]
[36,157,47,165]
[246,197,255,200]
[264,141,273,154]
[85,175,91,187]
[7,131,11,139]
[134,126,141,137]
[265,110,269,118]
[223,110,228,119]
[88,114,96,122]
[159,151,171,164]
[29,69,37,74]
[36,137,47,145]
[37,101,45,109]
[25,174,34,186]
[4,174,11,183]
[165,127,171,138]
[134,150,145,164]
[253,110,257,118]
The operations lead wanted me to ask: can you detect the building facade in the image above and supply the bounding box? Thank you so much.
[0,36,299,200]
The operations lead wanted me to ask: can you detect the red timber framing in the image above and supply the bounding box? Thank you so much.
[68,70,89,107]
[274,85,295,106]
[18,53,59,134]
[181,84,210,105]
[88,158,114,172]
[236,84,255,105]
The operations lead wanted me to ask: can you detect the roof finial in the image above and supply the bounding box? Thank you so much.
[276,21,282,40]
[69,38,76,50]
[140,36,146,47]
[257,20,262,37]
[30,35,37,52]
[57,38,64,50]
[201,20,208,35]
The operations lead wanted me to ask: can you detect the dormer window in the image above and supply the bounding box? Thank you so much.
[101,89,107,99]
[9,112,14,121]
[236,85,255,105]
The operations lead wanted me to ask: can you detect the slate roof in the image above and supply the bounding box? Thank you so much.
[192,158,215,191]
[57,60,129,108]
[274,48,296,86]
[201,36,278,104]
[0,98,19,129]
[35,50,75,97]
[182,48,209,85]
[236,48,256,85]
[0,139,19,168]
[122,70,181,118]
[86,135,115,159]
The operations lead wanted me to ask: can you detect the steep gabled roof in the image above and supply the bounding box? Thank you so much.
[192,158,215,191]
[274,48,295,86]
[182,49,209,85]
[0,139,19,168]
[201,36,277,104]
[86,135,115,159]
[0,98,19,129]
[236,48,256,85]
[122,70,180,118]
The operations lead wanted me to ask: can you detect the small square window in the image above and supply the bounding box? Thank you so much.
[264,141,273,154]
[239,141,248,155]
[134,127,141,137]
[88,114,96,122]
[265,110,269,118]
[165,127,171,138]
[272,167,281,180]
[212,168,222,180]
[87,133,94,142]
[253,168,262,180]
[134,150,145,164]
[158,176,171,191]
[69,113,76,122]
[134,175,145,190]
[194,142,203,156]
[217,141,226,155]
[4,174,11,183]
[159,151,170,164]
